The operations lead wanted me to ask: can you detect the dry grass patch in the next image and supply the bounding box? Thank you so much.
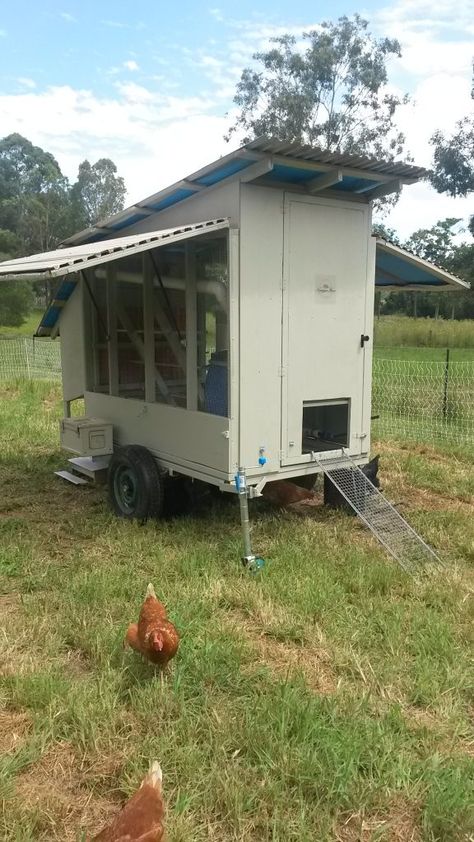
[219,602,337,694]
[0,710,32,754]
[335,798,422,842]
[13,741,120,840]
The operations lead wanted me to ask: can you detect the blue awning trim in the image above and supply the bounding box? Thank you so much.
[195,158,253,186]
[36,277,78,336]
[375,241,467,289]
[62,138,428,248]
[145,188,197,212]
[108,211,151,230]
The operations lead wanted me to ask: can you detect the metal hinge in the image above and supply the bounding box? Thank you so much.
[278,366,286,377]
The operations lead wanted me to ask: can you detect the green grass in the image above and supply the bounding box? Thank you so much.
[0,310,43,338]
[374,346,474,362]
[374,316,474,350]
[1,381,473,840]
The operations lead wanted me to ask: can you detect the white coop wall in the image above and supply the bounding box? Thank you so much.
[238,184,284,475]
[60,282,87,403]
[120,181,241,237]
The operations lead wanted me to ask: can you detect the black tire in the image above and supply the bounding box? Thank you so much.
[108,445,163,521]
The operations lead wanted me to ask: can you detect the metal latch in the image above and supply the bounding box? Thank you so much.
[360,334,370,348]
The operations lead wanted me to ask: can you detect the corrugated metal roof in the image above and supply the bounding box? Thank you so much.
[0,219,228,281]
[62,137,427,247]
[375,239,469,291]
[245,138,427,179]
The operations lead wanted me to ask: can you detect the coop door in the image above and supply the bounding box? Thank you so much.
[281,197,371,466]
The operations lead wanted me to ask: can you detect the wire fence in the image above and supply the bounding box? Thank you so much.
[0,337,61,381]
[372,355,474,446]
[1,338,473,446]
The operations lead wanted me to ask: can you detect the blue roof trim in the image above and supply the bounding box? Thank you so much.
[375,249,449,288]
[55,279,77,300]
[37,278,78,335]
[195,158,253,186]
[108,211,151,230]
[333,176,380,193]
[145,188,197,212]
[265,164,317,183]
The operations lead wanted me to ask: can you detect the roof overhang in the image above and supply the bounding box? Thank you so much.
[0,218,229,337]
[61,137,427,247]
[375,239,469,291]
[0,218,229,282]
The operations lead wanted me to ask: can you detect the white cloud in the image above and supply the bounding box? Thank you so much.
[0,84,228,204]
[382,183,473,240]
[17,78,37,90]
[0,4,472,241]
[209,8,224,22]
[101,19,127,29]
[370,0,474,235]
[123,60,139,72]
[60,12,77,23]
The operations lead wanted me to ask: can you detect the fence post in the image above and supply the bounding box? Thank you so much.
[24,337,31,379]
[442,348,450,420]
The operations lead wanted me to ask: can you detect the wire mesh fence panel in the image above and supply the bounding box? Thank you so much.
[0,337,61,381]
[372,357,474,445]
[1,338,473,447]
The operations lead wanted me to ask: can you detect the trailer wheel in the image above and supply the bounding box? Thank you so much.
[108,445,163,521]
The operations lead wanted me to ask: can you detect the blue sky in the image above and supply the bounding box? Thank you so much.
[0,1,473,237]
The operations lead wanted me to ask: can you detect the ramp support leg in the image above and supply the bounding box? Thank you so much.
[236,468,264,571]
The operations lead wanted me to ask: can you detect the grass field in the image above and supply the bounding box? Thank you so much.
[374,316,474,350]
[0,310,43,338]
[374,347,474,362]
[0,381,473,841]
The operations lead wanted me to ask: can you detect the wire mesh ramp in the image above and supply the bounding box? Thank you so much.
[320,455,442,573]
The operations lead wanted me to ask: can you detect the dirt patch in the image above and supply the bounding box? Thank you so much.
[223,607,337,695]
[14,741,120,840]
[335,798,422,841]
[0,709,32,754]
[0,592,22,614]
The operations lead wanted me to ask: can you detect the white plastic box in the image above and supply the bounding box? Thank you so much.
[60,417,113,456]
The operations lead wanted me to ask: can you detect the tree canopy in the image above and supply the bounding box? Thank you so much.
[0,133,127,326]
[430,117,474,200]
[226,15,408,161]
[70,158,126,229]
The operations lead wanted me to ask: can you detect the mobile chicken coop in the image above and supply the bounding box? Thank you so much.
[0,139,468,569]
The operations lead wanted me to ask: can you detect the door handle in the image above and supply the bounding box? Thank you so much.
[360,334,370,348]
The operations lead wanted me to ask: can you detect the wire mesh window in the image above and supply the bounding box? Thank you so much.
[196,236,229,416]
[148,244,187,408]
[116,269,145,400]
[87,232,229,414]
[89,272,109,393]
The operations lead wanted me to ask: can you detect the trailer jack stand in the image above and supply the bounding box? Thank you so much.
[236,469,265,572]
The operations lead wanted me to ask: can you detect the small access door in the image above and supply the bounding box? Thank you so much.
[281,196,372,466]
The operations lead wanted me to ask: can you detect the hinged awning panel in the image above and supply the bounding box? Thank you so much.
[0,218,229,282]
[375,239,469,291]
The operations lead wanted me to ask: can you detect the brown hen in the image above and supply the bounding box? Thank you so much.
[262,479,314,507]
[125,584,179,667]
[92,760,164,841]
